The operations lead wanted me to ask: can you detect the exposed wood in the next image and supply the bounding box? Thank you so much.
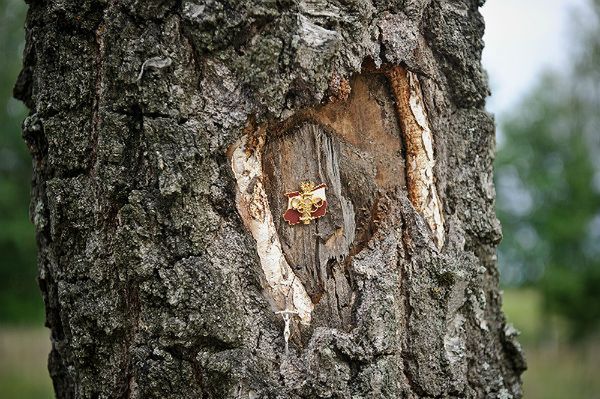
[229,126,314,325]
[261,73,406,332]
[386,65,446,249]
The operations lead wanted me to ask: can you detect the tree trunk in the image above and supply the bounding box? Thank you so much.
[15,0,525,398]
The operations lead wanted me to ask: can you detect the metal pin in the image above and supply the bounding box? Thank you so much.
[275,309,298,355]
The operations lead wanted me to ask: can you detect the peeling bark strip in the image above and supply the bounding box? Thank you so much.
[229,129,313,324]
[386,66,446,249]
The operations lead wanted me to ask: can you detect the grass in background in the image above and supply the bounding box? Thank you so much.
[524,343,600,399]
[0,327,53,398]
[503,288,600,399]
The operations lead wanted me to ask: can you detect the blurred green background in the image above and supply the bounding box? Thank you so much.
[1,0,53,397]
[0,0,599,398]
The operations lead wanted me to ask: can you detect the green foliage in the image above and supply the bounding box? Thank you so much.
[0,0,42,324]
[496,2,600,338]
[501,288,543,345]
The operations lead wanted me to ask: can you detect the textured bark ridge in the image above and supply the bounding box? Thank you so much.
[17,0,525,398]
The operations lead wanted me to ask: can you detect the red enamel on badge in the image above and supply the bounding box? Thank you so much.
[283,181,327,225]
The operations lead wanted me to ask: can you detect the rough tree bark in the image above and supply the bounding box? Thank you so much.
[15,0,525,398]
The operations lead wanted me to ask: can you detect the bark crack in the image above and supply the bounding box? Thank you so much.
[89,15,107,177]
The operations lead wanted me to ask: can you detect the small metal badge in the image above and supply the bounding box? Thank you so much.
[283,181,327,225]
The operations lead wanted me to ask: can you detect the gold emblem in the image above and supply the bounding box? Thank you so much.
[283,181,327,225]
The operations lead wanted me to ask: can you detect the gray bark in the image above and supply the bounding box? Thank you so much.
[15,0,525,398]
